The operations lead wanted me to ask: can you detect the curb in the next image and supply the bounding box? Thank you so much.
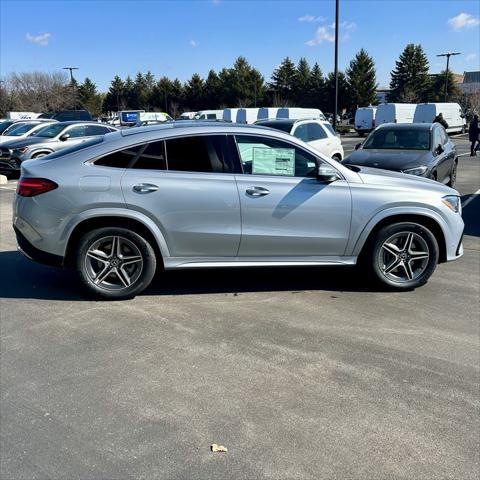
[0,175,7,185]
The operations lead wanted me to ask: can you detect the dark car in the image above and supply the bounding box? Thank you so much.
[0,121,117,177]
[343,123,458,186]
[38,110,92,121]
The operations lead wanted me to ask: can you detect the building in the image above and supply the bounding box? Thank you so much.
[459,71,480,95]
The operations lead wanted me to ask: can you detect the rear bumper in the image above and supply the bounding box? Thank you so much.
[14,226,63,267]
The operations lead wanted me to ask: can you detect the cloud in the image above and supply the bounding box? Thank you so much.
[298,14,325,23]
[466,53,477,62]
[189,40,198,48]
[25,32,51,46]
[306,26,335,46]
[448,12,480,31]
[306,20,355,46]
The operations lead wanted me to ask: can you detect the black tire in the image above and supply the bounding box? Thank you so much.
[447,160,457,188]
[357,132,365,137]
[76,227,157,299]
[430,171,437,182]
[368,222,439,290]
[332,154,342,162]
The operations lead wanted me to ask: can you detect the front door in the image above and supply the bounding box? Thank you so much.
[234,135,352,257]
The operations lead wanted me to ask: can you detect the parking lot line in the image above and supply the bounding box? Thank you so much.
[462,188,480,208]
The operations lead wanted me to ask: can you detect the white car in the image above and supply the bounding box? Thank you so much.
[255,118,344,161]
[0,119,56,145]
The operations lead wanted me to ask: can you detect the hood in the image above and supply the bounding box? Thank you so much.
[0,136,51,149]
[355,166,457,195]
[345,148,431,171]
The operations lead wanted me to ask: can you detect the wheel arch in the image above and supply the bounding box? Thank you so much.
[64,215,166,268]
[29,148,55,158]
[356,213,447,264]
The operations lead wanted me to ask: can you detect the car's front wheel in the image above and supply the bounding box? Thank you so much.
[76,227,157,299]
[369,222,439,290]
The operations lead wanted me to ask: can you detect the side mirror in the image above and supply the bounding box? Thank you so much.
[317,163,341,183]
[59,133,70,142]
[354,142,362,150]
[435,144,444,155]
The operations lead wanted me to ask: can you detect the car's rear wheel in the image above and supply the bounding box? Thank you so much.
[447,160,457,188]
[76,227,157,299]
[369,222,439,290]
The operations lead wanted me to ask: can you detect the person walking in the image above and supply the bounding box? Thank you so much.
[434,112,449,130]
[469,114,479,156]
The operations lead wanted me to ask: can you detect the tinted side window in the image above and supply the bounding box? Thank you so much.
[293,124,309,142]
[67,125,85,138]
[235,135,317,177]
[86,125,111,136]
[165,135,230,173]
[132,141,166,170]
[95,145,142,168]
[308,123,328,140]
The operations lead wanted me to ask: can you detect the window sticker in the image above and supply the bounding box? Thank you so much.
[252,147,295,176]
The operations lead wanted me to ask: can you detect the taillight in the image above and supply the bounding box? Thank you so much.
[16,178,58,197]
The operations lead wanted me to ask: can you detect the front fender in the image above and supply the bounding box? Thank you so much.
[348,206,451,257]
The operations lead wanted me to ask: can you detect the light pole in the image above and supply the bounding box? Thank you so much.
[333,0,339,131]
[436,52,460,102]
[63,67,79,109]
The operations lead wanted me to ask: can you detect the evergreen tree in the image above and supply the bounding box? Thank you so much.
[229,56,265,107]
[307,63,326,110]
[324,71,350,113]
[102,75,125,113]
[204,69,222,109]
[134,72,151,109]
[123,76,136,109]
[77,77,103,116]
[153,76,174,112]
[270,57,297,105]
[184,73,205,111]
[294,57,311,107]
[346,48,377,110]
[429,70,461,102]
[388,44,431,102]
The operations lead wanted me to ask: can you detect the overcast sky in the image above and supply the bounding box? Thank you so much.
[1,0,479,91]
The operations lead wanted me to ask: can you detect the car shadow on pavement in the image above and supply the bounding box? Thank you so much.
[0,250,386,301]
[461,193,480,237]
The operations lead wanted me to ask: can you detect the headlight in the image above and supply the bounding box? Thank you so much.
[442,195,461,214]
[402,166,428,176]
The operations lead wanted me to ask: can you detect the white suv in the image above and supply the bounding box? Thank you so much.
[255,118,344,161]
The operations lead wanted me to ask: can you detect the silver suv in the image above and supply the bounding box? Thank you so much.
[13,122,464,299]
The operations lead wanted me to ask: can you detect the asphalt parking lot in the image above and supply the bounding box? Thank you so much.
[0,135,479,479]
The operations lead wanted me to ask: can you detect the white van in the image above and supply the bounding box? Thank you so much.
[178,111,197,120]
[193,110,223,120]
[277,108,326,121]
[375,103,416,125]
[223,108,241,123]
[413,103,465,134]
[257,107,279,121]
[236,108,260,124]
[354,107,377,136]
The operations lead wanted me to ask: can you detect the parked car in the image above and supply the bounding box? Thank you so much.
[14,122,463,299]
[38,110,92,121]
[0,121,117,177]
[413,103,466,134]
[344,123,457,186]
[194,110,224,120]
[375,103,416,126]
[0,119,17,134]
[178,111,197,120]
[0,119,56,145]
[255,118,344,160]
[354,107,377,136]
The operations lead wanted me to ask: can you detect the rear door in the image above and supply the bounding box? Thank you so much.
[233,134,351,257]
[120,134,241,257]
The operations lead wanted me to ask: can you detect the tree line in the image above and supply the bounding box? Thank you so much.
[0,44,464,118]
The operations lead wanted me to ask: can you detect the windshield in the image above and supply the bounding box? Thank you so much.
[363,128,430,150]
[0,121,14,134]
[33,123,66,138]
[323,123,336,136]
[2,122,38,136]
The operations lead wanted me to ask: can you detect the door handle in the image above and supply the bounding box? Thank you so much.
[246,186,270,197]
[132,183,158,194]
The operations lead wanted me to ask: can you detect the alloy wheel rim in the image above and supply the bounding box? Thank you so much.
[378,231,430,283]
[84,236,143,291]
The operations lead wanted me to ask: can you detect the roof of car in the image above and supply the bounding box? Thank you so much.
[376,122,434,130]
[120,120,266,137]
[56,121,112,126]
